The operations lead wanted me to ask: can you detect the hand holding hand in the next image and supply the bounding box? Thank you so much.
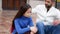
[30,27,37,33]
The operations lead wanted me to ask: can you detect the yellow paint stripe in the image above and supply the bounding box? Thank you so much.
[57,0,60,2]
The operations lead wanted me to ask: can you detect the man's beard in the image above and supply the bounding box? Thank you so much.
[45,4,52,9]
[45,4,52,12]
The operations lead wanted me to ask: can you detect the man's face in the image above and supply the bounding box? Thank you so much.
[45,0,52,8]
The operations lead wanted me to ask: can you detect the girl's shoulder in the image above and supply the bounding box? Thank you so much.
[28,17,32,20]
[14,18,21,22]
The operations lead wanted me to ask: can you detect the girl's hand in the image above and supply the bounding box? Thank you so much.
[30,32,34,34]
[30,27,37,33]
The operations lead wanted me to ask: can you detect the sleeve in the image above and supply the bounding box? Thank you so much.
[56,10,60,20]
[14,19,30,34]
[29,18,34,27]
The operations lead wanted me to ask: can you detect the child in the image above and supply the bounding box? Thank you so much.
[11,4,37,34]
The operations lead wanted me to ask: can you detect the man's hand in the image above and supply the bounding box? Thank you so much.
[53,20,60,25]
[30,27,37,33]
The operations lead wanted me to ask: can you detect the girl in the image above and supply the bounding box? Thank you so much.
[11,4,37,34]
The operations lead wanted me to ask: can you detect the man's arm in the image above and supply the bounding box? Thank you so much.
[53,9,60,25]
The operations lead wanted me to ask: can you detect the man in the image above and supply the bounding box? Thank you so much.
[32,0,60,34]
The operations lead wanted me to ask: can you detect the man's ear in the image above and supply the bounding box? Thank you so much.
[52,2,55,6]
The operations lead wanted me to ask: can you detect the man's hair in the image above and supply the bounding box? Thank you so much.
[45,0,55,2]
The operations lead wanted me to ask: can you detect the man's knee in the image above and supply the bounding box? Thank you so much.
[36,22,44,27]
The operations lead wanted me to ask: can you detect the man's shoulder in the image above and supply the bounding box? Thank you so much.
[51,6,59,11]
[52,7,60,13]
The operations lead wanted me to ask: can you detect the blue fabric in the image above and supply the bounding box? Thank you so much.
[52,24,60,34]
[36,22,45,34]
[45,25,53,34]
[45,24,60,34]
[12,16,34,34]
[36,22,60,34]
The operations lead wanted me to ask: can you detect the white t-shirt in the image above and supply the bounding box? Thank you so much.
[32,5,60,25]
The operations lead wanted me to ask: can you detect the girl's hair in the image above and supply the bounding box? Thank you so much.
[11,4,31,33]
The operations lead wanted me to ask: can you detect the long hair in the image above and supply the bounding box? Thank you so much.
[11,4,31,33]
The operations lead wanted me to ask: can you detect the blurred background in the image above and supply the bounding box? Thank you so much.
[0,0,60,34]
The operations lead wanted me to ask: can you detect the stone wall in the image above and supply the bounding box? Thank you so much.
[0,10,18,34]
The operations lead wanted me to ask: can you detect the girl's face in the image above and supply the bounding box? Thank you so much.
[23,8,32,17]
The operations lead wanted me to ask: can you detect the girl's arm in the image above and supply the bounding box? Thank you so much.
[29,18,37,33]
[29,18,34,26]
[14,19,30,34]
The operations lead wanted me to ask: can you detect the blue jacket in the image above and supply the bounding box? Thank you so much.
[12,16,34,34]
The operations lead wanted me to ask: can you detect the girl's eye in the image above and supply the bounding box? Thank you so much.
[27,11,31,13]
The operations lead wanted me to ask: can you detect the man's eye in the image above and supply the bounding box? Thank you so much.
[47,1,50,3]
